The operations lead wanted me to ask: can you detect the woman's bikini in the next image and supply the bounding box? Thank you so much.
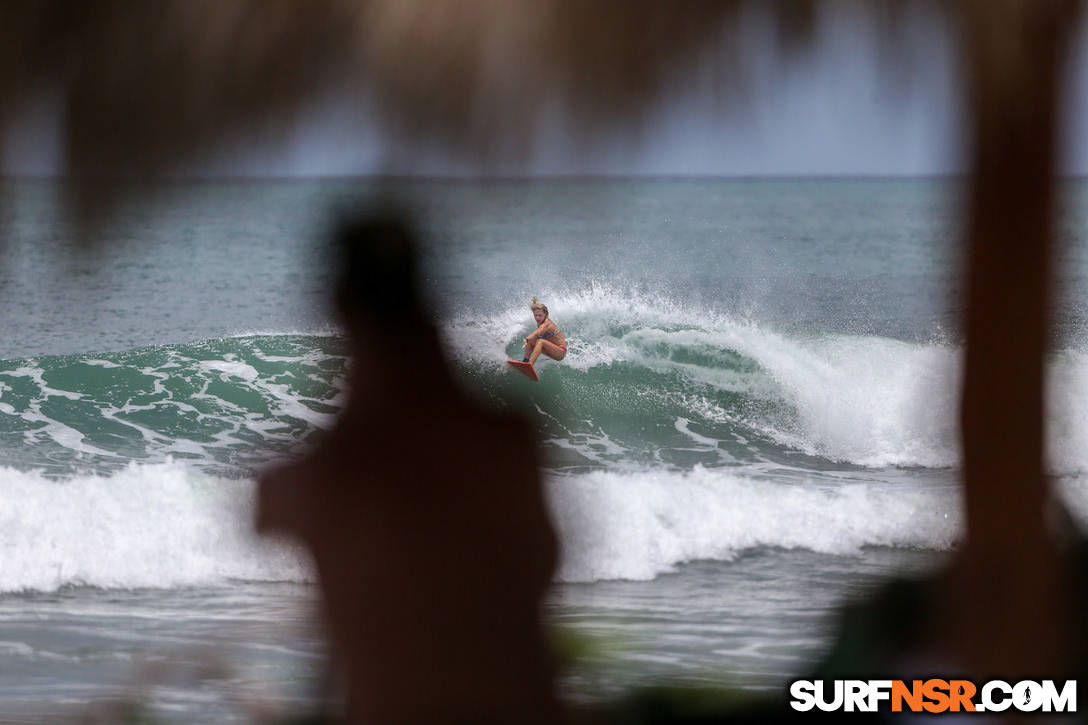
[539,329,566,352]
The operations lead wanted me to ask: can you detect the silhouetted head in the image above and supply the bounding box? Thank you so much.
[334,213,426,337]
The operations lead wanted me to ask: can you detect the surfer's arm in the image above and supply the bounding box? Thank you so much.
[526,323,552,343]
[525,325,542,343]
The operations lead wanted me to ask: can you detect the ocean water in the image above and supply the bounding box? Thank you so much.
[2,178,1088,720]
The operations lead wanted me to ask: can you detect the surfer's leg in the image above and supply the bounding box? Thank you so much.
[534,340,566,364]
[528,339,546,365]
[522,338,533,362]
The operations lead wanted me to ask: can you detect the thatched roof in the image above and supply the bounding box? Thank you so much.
[0,0,904,215]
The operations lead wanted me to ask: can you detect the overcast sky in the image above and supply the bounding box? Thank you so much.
[6,8,1088,178]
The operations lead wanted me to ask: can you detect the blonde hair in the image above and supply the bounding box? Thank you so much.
[529,296,548,318]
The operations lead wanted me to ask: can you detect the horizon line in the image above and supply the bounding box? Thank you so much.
[0,171,980,183]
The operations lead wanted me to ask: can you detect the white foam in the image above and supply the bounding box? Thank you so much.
[0,459,959,592]
[547,466,960,582]
[10,458,1088,592]
[674,417,736,464]
[199,358,260,382]
[0,462,310,593]
[0,338,348,472]
[223,327,342,341]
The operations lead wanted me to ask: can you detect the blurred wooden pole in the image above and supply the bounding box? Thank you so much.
[953,0,1079,678]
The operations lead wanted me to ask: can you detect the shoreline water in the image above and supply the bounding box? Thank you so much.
[0,548,945,721]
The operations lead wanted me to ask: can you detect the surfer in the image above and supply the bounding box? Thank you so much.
[522,296,567,366]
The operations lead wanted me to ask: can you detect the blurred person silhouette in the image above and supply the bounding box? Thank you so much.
[256,214,562,723]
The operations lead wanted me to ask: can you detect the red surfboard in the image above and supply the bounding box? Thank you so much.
[506,360,539,382]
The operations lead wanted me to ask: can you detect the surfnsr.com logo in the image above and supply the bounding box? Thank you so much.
[789,679,1076,714]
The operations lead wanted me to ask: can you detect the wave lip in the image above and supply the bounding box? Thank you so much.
[749,334,961,468]
[547,466,961,583]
